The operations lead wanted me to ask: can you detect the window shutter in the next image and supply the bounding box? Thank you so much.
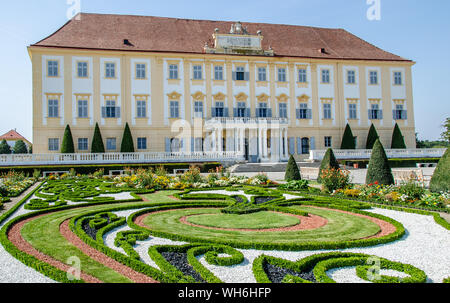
[296,137,301,155]
[211,107,216,118]
[296,109,300,119]
[165,138,171,152]
[403,111,407,120]
[307,109,312,119]
[224,108,229,117]
[255,109,260,118]
[267,108,272,118]
[310,137,316,150]
[368,110,372,120]
[244,72,250,81]
[245,108,251,117]
[379,110,383,119]
[101,107,106,118]
[289,137,296,155]
[233,108,238,118]
[232,72,237,81]
[116,107,121,118]
[392,110,396,120]
[191,137,195,152]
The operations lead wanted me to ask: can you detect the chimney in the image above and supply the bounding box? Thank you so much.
[319,48,327,54]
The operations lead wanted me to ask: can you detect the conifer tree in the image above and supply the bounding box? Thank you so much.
[60,125,75,153]
[91,123,105,153]
[340,124,356,149]
[13,140,28,154]
[318,148,341,183]
[391,123,407,149]
[366,139,394,185]
[120,123,135,153]
[366,124,380,149]
[285,155,302,181]
[0,139,11,154]
[429,147,449,192]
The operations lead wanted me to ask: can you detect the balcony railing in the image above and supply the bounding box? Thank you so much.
[0,151,245,167]
[309,148,447,161]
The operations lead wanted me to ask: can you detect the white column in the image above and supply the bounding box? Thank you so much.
[239,128,245,155]
[263,128,268,158]
[284,128,288,159]
[258,128,263,159]
[234,128,239,152]
[212,130,216,152]
[217,128,223,152]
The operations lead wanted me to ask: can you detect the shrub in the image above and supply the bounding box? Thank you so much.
[429,147,449,193]
[91,123,105,153]
[320,168,351,193]
[366,124,380,149]
[279,180,309,191]
[0,139,11,154]
[120,123,135,153]
[285,155,301,181]
[60,125,75,153]
[366,139,394,185]
[13,140,28,154]
[391,123,406,149]
[340,124,356,149]
[398,180,425,200]
[318,148,340,183]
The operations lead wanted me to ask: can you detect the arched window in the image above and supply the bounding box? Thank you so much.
[301,137,310,154]
[171,138,181,152]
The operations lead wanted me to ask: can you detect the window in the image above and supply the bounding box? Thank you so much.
[136,64,146,79]
[137,137,147,150]
[105,63,116,78]
[298,69,307,83]
[170,101,179,118]
[194,101,203,118]
[214,66,223,80]
[78,100,88,118]
[277,68,287,82]
[136,100,146,118]
[347,70,356,84]
[215,101,225,117]
[301,137,310,154]
[236,66,245,81]
[106,138,116,151]
[193,65,202,80]
[279,103,287,118]
[77,62,88,78]
[369,71,378,85]
[235,102,247,117]
[258,67,267,81]
[324,136,332,148]
[369,103,382,120]
[169,64,178,79]
[47,61,58,77]
[323,103,332,119]
[297,103,311,119]
[393,104,407,120]
[257,102,268,118]
[78,138,88,151]
[48,138,59,151]
[105,100,117,118]
[48,99,59,118]
[348,103,357,120]
[394,72,402,85]
[170,138,181,152]
[321,69,330,83]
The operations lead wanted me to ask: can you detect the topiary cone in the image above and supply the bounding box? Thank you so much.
[429,147,449,192]
[366,124,380,149]
[285,155,302,181]
[340,124,356,149]
[91,123,105,153]
[120,122,135,153]
[318,148,340,183]
[366,139,394,185]
[391,123,407,149]
[60,124,75,153]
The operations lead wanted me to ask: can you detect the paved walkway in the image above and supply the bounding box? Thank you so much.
[0,182,41,217]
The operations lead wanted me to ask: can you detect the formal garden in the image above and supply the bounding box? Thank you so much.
[0,139,448,284]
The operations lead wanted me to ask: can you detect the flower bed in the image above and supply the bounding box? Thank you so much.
[0,171,36,198]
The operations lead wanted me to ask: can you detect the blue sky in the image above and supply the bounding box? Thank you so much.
[0,0,449,142]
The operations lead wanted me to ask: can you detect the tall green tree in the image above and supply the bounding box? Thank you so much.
[366,139,394,185]
[318,148,341,183]
[441,117,450,144]
[60,125,75,153]
[0,139,11,154]
[120,123,135,153]
[91,123,105,153]
[285,155,301,181]
[366,124,380,149]
[429,147,449,192]
[391,123,407,149]
[340,124,356,149]
[13,140,28,154]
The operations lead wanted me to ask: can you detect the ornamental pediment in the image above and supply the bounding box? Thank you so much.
[167,91,182,100]
[276,94,289,102]
[297,94,310,102]
[235,92,249,102]
[256,93,270,102]
[191,91,206,101]
[213,92,226,101]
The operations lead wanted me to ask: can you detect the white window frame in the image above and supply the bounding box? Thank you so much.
[277,68,287,82]
[323,103,332,119]
[47,61,58,77]
[169,64,179,79]
[48,138,59,151]
[258,67,267,82]
[137,137,147,150]
[348,103,357,120]
[106,138,117,151]
[214,66,223,80]
[78,138,88,151]
[136,100,146,118]
[105,63,116,78]
[48,99,59,118]
[193,65,202,80]
[77,62,88,78]
[78,99,88,118]
[136,63,146,79]
[170,101,179,118]
[298,68,307,83]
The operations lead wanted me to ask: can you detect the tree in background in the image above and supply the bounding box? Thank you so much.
[285,155,301,181]
[120,123,135,153]
[366,139,394,185]
[416,132,449,148]
[317,148,340,183]
[441,117,450,144]
[366,124,380,149]
[60,125,75,153]
[13,140,28,154]
[91,123,105,153]
[429,147,449,193]
[391,123,407,149]
[28,145,33,154]
[340,124,356,149]
[0,139,11,154]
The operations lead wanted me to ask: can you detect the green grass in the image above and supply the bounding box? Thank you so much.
[21,205,135,283]
[186,209,300,229]
[141,206,381,246]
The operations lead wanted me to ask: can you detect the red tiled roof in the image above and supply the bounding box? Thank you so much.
[31,13,411,62]
[0,130,29,142]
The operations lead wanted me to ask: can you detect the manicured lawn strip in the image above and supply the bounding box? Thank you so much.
[135,206,382,250]
[20,208,133,283]
[186,210,301,229]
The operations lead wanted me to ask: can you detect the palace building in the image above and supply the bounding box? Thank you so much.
[29,13,416,162]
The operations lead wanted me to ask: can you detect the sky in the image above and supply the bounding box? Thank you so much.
[0,0,449,142]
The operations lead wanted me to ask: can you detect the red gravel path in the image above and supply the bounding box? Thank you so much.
[134,208,328,232]
[59,219,158,283]
[7,215,102,283]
